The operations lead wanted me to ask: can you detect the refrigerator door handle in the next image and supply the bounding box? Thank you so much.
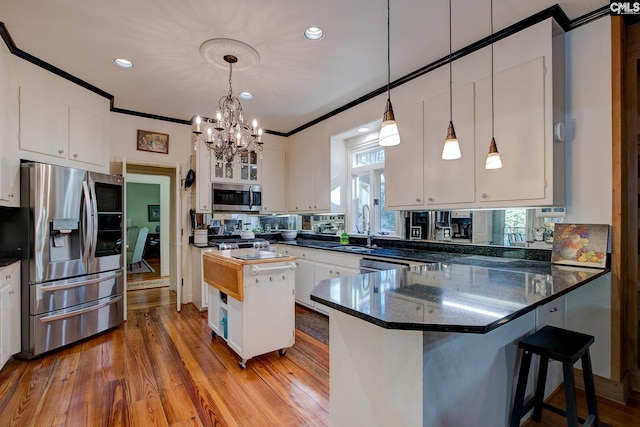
[89,178,98,261]
[39,271,121,292]
[38,295,122,323]
[82,181,93,264]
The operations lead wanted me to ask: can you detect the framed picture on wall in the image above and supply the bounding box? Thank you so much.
[137,129,169,154]
[148,205,160,222]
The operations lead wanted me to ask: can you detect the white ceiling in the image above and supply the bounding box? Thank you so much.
[1,0,607,135]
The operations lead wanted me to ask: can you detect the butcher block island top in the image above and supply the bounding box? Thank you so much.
[202,249,297,301]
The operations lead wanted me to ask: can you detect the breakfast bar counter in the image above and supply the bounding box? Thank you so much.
[310,262,609,426]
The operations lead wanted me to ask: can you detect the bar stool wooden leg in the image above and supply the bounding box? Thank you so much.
[581,349,600,427]
[562,361,579,427]
[533,355,549,422]
[510,350,533,427]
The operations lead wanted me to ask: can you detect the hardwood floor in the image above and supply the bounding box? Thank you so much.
[0,289,328,426]
[1,288,640,426]
[127,256,162,284]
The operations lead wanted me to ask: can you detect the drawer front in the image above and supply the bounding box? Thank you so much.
[31,294,123,356]
[31,270,123,315]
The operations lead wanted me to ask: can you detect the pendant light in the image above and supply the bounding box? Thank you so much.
[485,0,502,169]
[379,0,400,147]
[442,0,461,160]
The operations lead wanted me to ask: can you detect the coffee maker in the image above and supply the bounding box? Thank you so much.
[409,211,452,241]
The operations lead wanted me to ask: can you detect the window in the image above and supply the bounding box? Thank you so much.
[348,143,399,236]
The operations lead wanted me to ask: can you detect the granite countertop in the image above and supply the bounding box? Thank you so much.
[310,262,609,334]
[0,258,20,268]
[280,238,552,274]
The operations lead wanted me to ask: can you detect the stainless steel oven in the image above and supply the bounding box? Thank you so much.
[212,183,262,212]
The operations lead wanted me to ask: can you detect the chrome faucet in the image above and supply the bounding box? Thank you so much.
[362,204,374,248]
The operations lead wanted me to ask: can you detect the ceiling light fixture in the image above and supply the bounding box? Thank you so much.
[485,0,502,170]
[113,58,133,69]
[442,0,461,160]
[304,26,325,40]
[379,0,400,147]
[238,91,254,99]
[193,40,263,168]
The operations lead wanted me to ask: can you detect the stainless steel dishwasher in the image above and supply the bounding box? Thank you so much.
[359,258,410,273]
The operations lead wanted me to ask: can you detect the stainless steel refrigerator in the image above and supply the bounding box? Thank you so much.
[17,161,125,359]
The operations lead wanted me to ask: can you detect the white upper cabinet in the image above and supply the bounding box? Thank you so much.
[476,57,548,204]
[210,149,261,184]
[261,148,286,213]
[385,101,425,209]
[195,146,212,213]
[425,83,476,207]
[18,85,109,171]
[286,139,330,213]
[0,42,18,206]
[382,18,564,210]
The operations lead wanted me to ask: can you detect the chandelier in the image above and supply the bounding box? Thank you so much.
[193,44,263,168]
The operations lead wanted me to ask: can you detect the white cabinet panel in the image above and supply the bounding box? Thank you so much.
[425,83,476,206]
[19,86,68,158]
[476,58,546,203]
[195,147,212,212]
[0,261,20,369]
[261,149,286,213]
[69,106,105,166]
[286,140,329,213]
[385,101,424,209]
[0,45,18,206]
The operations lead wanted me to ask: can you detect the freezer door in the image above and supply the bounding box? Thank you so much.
[23,162,88,283]
[29,293,124,357]
[30,269,124,315]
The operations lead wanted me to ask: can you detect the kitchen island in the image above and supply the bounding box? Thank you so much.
[203,248,297,368]
[310,262,609,426]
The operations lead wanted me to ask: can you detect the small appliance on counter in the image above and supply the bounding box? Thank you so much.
[410,211,451,241]
[194,229,208,244]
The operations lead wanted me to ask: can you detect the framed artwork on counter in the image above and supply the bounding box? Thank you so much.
[551,224,609,269]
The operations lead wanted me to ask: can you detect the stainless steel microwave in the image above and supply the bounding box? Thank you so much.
[212,183,262,212]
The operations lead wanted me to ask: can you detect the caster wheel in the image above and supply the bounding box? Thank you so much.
[278,348,287,356]
[239,359,247,369]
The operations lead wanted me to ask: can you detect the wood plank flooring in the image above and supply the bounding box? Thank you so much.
[0,289,328,426]
[1,287,640,426]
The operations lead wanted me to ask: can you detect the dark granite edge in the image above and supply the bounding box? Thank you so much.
[0,257,20,268]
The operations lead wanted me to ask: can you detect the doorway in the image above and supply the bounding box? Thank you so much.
[121,161,182,314]
[125,177,170,289]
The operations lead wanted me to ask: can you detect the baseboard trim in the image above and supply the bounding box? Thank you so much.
[573,369,631,404]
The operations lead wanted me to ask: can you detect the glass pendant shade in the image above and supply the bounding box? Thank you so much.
[379,99,400,146]
[485,137,502,169]
[442,121,461,159]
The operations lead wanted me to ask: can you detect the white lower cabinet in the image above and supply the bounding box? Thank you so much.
[191,246,214,311]
[206,262,295,368]
[535,295,566,399]
[0,261,20,369]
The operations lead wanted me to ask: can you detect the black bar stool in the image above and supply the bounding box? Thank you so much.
[510,325,599,427]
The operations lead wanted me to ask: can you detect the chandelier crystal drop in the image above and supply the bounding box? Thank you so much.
[193,54,263,168]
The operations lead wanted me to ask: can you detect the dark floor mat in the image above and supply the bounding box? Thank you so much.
[295,311,329,345]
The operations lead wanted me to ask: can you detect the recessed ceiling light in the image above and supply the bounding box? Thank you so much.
[113,58,134,69]
[304,26,325,41]
[357,127,370,133]
[239,91,254,100]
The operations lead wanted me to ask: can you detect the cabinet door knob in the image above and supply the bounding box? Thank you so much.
[428,197,433,202]
[335,271,340,276]
[73,153,78,158]
[58,149,64,154]
[416,198,421,203]
[549,307,558,313]
[481,193,488,199]
[8,194,13,198]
